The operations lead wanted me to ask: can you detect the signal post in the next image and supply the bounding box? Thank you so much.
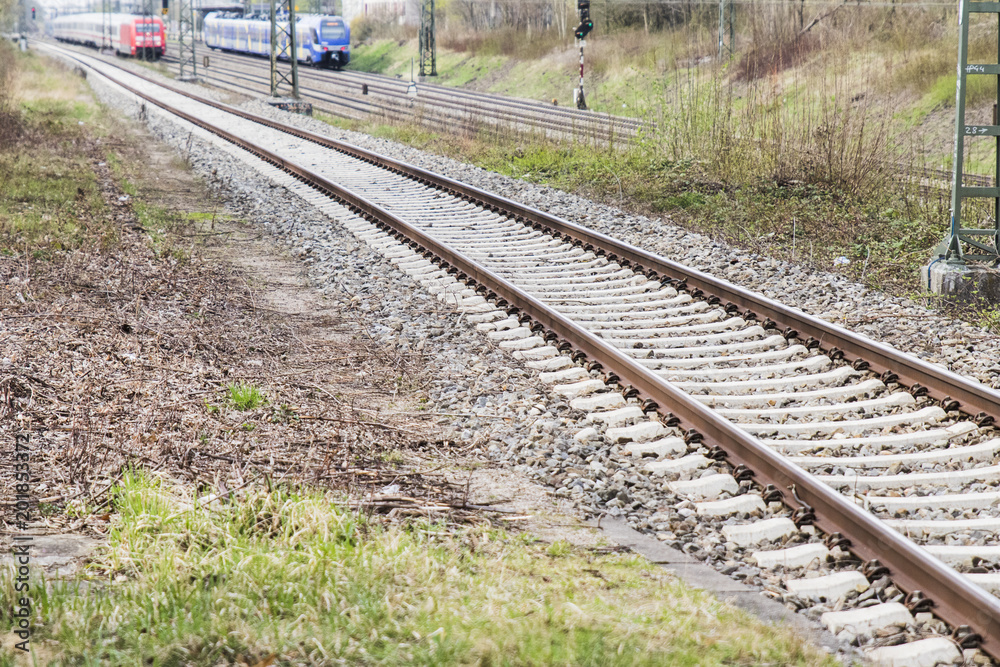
[574,0,592,110]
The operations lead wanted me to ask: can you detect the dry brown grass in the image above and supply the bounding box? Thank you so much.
[736,32,819,82]
[0,40,21,146]
[0,55,446,531]
[441,26,566,59]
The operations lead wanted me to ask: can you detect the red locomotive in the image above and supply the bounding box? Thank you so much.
[52,13,166,59]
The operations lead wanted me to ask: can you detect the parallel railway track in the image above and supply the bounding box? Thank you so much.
[161,46,1000,198]
[159,46,642,143]
[46,42,1000,663]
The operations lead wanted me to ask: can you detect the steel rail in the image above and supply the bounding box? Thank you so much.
[60,48,1000,658]
[180,63,384,118]
[158,48,637,142]
[108,67,1000,423]
[167,43,987,194]
[322,76,643,136]
[164,46,645,133]
[332,65,645,128]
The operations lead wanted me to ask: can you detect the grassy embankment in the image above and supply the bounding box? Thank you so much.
[0,47,109,254]
[0,46,838,666]
[345,12,1000,302]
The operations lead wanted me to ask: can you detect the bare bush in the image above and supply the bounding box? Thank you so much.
[734,2,821,81]
[0,40,21,147]
[349,15,414,44]
[441,26,565,58]
[655,50,896,199]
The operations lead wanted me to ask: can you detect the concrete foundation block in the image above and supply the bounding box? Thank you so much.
[821,602,913,638]
[668,474,739,500]
[695,494,765,517]
[751,543,830,569]
[922,257,1000,304]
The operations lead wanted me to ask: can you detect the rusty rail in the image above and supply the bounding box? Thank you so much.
[58,47,1000,659]
[144,82,1000,423]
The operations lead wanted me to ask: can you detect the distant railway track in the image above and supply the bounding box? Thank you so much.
[161,46,1000,203]
[158,45,644,143]
[46,41,1000,664]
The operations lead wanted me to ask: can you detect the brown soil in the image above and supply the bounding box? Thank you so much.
[0,85,601,578]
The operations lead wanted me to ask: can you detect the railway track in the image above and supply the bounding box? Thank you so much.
[157,45,643,143]
[45,41,1000,664]
[162,46,997,199]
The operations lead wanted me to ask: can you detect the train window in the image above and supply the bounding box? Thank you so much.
[320,20,345,40]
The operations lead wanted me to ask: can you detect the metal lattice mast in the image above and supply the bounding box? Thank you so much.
[269,0,299,98]
[418,0,436,77]
[718,0,734,59]
[944,1,1000,263]
[177,0,197,80]
[16,0,25,49]
[101,0,113,52]
[143,0,155,60]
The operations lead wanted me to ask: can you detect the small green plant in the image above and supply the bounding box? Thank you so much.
[226,382,266,411]
[269,403,299,423]
[546,540,573,557]
[37,502,59,517]
[381,448,405,464]
[978,307,1000,334]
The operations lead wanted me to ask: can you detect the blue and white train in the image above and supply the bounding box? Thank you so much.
[203,13,350,69]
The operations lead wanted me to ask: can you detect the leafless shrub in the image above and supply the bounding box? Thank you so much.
[733,2,821,82]
[736,32,818,82]
[0,40,22,147]
[441,26,565,59]
[656,50,895,198]
[350,15,415,44]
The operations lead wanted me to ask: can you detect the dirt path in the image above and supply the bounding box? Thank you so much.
[0,92,607,585]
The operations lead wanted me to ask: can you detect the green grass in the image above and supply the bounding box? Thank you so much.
[1,49,199,260]
[350,38,511,90]
[227,382,267,410]
[349,39,414,73]
[0,151,105,253]
[0,50,128,255]
[0,470,839,666]
[922,72,997,111]
[0,54,111,254]
[106,146,201,261]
